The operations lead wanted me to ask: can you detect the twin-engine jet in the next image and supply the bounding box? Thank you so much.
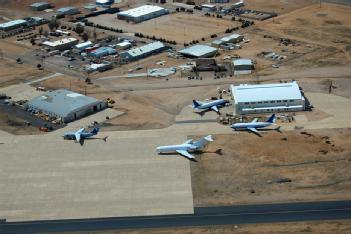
[192,99,229,114]
[230,114,281,137]
[156,135,214,160]
[63,127,107,145]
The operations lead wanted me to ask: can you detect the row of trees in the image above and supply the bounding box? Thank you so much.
[134,33,177,45]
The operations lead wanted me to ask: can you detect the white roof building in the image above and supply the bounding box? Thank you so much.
[179,45,218,58]
[0,19,27,31]
[117,5,168,23]
[231,81,305,114]
[74,41,93,50]
[42,38,78,51]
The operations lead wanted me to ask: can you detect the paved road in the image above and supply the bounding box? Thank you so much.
[1,200,351,234]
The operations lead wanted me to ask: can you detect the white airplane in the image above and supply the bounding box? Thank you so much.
[63,127,107,145]
[230,114,281,137]
[192,99,229,114]
[156,135,214,160]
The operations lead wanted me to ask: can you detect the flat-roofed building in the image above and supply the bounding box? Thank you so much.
[0,19,27,31]
[209,0,230,3]
[117,5,168,23]
[96,0,114,7]
[201,4,216,12]
[115,41,132,50]
[211,33,243,47]
[232,58,254,75]
[88,47,117,57]
[26,89,107,123]
[179,45,218,58]
[231,81,305,115]
[57,6,80,16]
[30,2,52,11]
[74,41,93,51]
[42,37,78,51]
[120,41,166,61]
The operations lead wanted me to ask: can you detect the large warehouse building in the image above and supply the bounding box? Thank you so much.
[179,45,218,58]
[26,89,107,123]
[117,5,168,23]
[0,19,27,31]
[30,2,52,11]
[120,41,166,61]
[42,38,78,51]
[231,81,305,115]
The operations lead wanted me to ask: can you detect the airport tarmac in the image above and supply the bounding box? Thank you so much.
[1,91,350,222]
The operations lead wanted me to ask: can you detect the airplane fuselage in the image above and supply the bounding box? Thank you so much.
[231,122,272,130]
[196,99,228,110]
[156,144,197,154]
[63,132,95,140]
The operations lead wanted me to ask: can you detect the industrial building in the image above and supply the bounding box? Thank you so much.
[0,19,27,31]
[201,4,216,12]
[96,0,114,7]
[30,2,52,11]
[117,5,168,23]
[57,6,80,16]
[88,47,117,57]
[84,4,97,12]
[232,1,245,9]
[120,41,166,61]
[25,17,47,26]
[74,41,93,51]
[209,0,230,3]
[231,81,305,115]
[179,45,218,58]
[232,58,254,75]
[115,41,132,50]
[42,38,78,51]
[85,61,112,73]
[211,33,244,47]
[26,89,107,123]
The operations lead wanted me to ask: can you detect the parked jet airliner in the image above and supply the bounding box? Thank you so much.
[156,135,214,160]
[230,114,281,137]
[192,99,229,114]
[63,127,107,145]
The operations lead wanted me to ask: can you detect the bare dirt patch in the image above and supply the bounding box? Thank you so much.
[53,219,351,234]
[0,59,49,87]
[191,128,351,207]
[89,12,238,44]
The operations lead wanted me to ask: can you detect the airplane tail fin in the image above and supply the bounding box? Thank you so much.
[275,126,282,133]
[103,136,108,142]
[193,135,214,148]
[267,114,276,124]
[192,100,201,108]
[91,127,100,135]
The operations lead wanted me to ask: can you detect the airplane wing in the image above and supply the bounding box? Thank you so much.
[176,150,195,159]
[74,128,85,143]
[184,139,193,144]
[251,118,258,123]
[210,105,219,113]
[247,127,262,137]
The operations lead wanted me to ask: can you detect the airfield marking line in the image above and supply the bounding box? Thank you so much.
[25,72,63,85]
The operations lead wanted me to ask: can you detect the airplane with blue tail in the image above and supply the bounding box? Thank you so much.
[230,114,281,137]
[192,99,229,115]
[63,127,107,145]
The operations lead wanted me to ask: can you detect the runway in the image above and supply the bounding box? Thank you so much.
[1,200,351,234]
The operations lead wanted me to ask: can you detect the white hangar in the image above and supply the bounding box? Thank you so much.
[231,81,305,115]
